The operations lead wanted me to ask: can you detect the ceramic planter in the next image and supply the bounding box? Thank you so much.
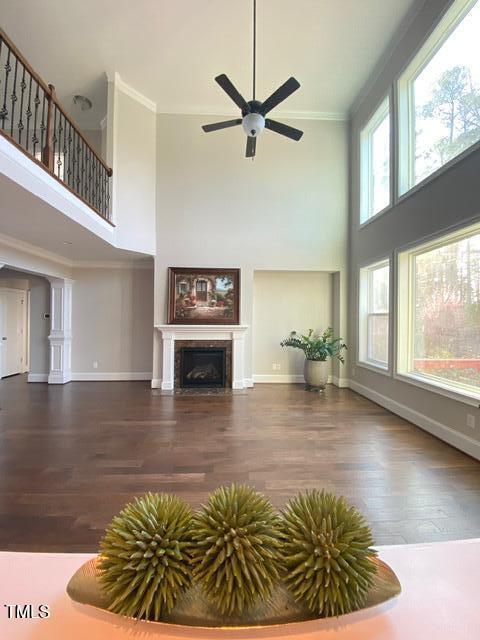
[304,359,328,390]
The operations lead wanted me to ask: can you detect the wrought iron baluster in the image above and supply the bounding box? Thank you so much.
[9,54,18,138]
[1,47,12,128]
[25,74,33,153]
[17,64,26,146]
[31,83,40,157]
[40,91,46,151]
[76,134,81,194]
[66,120,72,188]
[81,139,85,199]
[87,143,93,205]
[52,102,58,176]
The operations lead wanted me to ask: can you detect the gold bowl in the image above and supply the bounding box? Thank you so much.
[66,556,401,629]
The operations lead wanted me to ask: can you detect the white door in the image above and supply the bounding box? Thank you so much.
[0,289,26,378]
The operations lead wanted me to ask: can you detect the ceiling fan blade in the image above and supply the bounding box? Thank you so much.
[265,118,303,141]
[202,119,242,133]
[215,74,248,111]
[246,136,257,158]
[261,77,300,114]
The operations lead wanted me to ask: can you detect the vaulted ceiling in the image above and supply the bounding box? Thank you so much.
[1,0,420,128]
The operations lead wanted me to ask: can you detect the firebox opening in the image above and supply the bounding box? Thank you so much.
[180,347,227,388]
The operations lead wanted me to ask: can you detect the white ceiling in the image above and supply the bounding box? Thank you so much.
[1,0,420,129]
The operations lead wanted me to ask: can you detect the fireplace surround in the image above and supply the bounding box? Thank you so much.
[153,325,250,390]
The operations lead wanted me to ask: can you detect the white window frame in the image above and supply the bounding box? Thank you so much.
[398,0,480,198]
[396,220,480,406]
[358,258,391,373]
[360,96,391,225]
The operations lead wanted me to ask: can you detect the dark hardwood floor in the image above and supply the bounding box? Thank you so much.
[0,375,479,551]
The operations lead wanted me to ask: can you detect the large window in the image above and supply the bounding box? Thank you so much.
[360,97,390,223]
[398,223,480,400]
[399,0,480,194]
[359,260,390,369]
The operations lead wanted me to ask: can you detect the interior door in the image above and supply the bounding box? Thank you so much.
[0,290,25,378]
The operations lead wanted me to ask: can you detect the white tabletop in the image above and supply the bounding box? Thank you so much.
[0,539,479,639]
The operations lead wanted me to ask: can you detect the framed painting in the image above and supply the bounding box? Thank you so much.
[168,268,240,325]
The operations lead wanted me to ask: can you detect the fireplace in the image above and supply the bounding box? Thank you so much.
[154,327,248,390]
[180,347,227,388]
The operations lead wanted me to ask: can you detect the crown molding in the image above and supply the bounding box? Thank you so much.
[157,108,347,122]
[105,71,346,121]
[73,260,153,270]
[108,72,157,113]
[0,232,74,268]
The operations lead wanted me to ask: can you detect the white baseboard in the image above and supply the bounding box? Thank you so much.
[27,373,48,383]
[349,379,480,461]
[71,372,152,381]
[332,376,350,388]
[244,378,254,388]
[253,374,340,385]
[253,374,305,383]
[151,378,162,389]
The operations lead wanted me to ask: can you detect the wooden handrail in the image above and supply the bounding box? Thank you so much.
[0,28,112,177]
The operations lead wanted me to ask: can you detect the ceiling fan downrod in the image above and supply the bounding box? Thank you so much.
[201,0,303,158]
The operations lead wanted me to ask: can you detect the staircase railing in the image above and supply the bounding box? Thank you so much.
[0,29,113,224]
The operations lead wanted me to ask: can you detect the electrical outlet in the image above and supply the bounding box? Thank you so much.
[93,361,98,370]
[466,414,475,430]
[272,363,281,371]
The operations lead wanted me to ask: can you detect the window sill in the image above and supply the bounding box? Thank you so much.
[359,203,393,230]
[398,138,480,206]
[357,361,391,377]
[394,371,480,408]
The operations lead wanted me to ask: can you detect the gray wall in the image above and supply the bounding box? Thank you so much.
[154,114,348,383]
[0,268,50,375]
[71,266,154,376]
[348,0,480,454]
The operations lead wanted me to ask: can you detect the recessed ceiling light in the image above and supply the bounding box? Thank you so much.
[73,95,93,111]
[63,241,73,245]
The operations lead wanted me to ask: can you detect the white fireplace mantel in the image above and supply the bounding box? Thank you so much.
[154,325,250,390]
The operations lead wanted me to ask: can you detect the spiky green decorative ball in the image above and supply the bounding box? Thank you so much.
[280,490,377,617]
[190,484,283,615]
[99,493,192,621]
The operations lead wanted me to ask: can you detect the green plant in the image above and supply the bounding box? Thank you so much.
[99,493,193,621]
[189,484,283,615]
[281,327,347,362]
[280,490,377,617]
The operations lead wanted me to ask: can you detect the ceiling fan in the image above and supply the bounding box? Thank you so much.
[202,0,303,158]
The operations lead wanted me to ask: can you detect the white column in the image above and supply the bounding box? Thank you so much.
[161,330,175,390]
[232,330,245,390]
[47,278,73,384]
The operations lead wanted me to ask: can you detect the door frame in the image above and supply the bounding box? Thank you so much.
[0,286,29,378]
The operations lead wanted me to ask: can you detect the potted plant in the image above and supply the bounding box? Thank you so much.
[280,328,347,390]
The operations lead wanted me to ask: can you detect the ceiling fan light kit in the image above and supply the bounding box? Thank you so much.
[202,0,303,158]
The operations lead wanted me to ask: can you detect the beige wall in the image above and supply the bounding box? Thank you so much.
[107,85,156,255]
[348,0,480,457]
[83,129,103,158]
[154,114,348,384]
[253,271,333,379]
[71,266,154,377]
